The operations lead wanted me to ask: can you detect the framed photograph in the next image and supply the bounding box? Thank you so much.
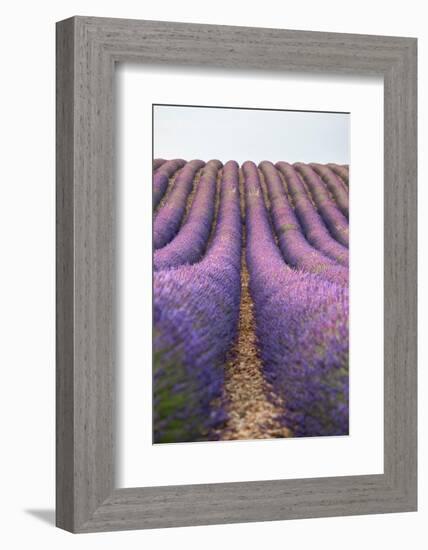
[56,16,417,532]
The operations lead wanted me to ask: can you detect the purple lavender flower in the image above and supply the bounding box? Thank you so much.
[242,160,349,437]
[310,163,349,218]
[153,161,242,443]
[154,158,349,442]
[154,160,222,271]
[294,163,349,247]
[275,162,348,266]
[328,163,349,186]
[153,158,186,209]
[154,159,205,249]
[153,158,167,171]
[259,161,348,286]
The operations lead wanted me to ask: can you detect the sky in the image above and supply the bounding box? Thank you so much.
[153,105,349,165]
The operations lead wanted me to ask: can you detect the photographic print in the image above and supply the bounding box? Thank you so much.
[153,105,349,444]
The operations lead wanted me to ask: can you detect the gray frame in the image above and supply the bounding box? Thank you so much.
[56,16,417,533]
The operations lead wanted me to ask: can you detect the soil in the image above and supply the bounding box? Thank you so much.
[219,251,291,441]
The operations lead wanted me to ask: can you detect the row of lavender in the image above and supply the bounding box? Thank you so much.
[153,161,241,442]
[153,158,349,442]
[244,162,348,436]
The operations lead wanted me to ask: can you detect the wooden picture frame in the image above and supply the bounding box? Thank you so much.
[56,16,417,533]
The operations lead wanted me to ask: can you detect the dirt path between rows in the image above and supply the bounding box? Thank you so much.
[219,249,291,441]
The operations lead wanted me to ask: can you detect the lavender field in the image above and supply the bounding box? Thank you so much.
[153,159,349,444]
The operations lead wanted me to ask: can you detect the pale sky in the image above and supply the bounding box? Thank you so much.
[153,104,349,165]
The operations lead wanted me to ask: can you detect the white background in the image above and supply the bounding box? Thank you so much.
[118,67,383,488]
[0,1,425,549]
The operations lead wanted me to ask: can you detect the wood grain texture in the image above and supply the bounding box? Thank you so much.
[56,16,417,533]
[56,17,75,532]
